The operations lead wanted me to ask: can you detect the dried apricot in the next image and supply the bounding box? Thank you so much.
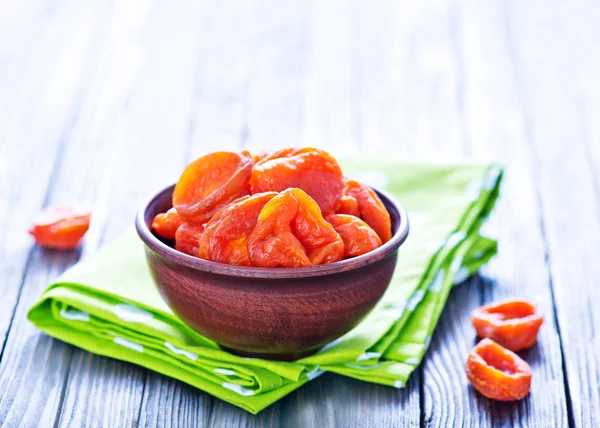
[336,194,360,218]
[326,214,381,257]
[253,148,301,166]
[173,151,253,222]
[198,192,277,266]
[252,152,269,163]
[249,148,344,215]
[29,206,91,250]
[340,180,392,243]
[151,208,183,239]
[175,222,206,256]
[465,338,532,401]
[247,188,344,267]
[471,299,543,351]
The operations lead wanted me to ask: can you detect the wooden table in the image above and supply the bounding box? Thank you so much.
[1,0,598,426]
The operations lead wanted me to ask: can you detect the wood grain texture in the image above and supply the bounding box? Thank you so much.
[394,0,498,425]
[420,0,572,427]
[0,1,120,425]
[504,0,600,425]
[462,0,571,425]
[138,376,213,427]
[0,0,107,360]
[281,373,421,427]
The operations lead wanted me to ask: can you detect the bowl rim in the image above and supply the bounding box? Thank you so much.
[136,183,410,279]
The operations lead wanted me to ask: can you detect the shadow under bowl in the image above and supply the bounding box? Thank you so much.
[136,184,409,361]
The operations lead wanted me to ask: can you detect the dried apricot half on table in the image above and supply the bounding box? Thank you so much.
[465,338,532,401]
[198,192,277,266]
[175,222,206,257]
[326,214,382,258]
[247,188,344,267]
[173,151,253,223]
[29,206,91,250]
[337,179,392,243]
[151,207,183,239]
[249,148,344,215]
[471,299,543,351]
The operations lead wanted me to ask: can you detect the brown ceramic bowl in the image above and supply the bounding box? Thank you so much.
[136,184,409,361]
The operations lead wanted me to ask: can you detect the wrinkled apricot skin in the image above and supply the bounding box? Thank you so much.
[198,192,277,266]
[471,300,543,351]
[249,148,344,215]
[465,338,532,401]
[175,222,206,256]
[151,208,183,239]
[253,148,301,166]
[326,214,382,257]
[248,188,344,267]
[173,151,253,222]
[29,206,91,250]
[340,180,391,243]
[336,194,360,218]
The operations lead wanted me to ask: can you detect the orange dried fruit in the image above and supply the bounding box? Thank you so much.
[249,148,344,215]
[247,188,344,267]
[339,180,392,243]
[151,208,183,239]
[29,206,91,250]
[251,152,269,163]
[253,147,302,166]
[471,299,543,351]
[175,222,206,256]
[465,338,532,401]
[173,151,253,222]
[326,214,382,257]
[336,194,360,218]
[198,192,277,266]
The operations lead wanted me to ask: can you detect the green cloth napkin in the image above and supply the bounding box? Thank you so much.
[28,158,502,414]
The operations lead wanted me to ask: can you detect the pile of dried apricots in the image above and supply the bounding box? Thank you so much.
[466,299,544,401]
[151,148,391,267]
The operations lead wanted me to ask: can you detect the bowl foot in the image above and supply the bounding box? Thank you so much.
[221,346,319,362]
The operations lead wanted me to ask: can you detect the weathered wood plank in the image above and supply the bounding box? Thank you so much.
[185,0,249,159]
[242,0,314,153]
[299,0,359,154]
[421,0,573,426]
[462,1,571,426]
[0,0,107,361]
[423,278,492,427]
[389,0,493,425]
[399,0,470,159]
[350,0,413,155]
[0,0,124,423]
[504,0,600,425]
[281,373,421,427]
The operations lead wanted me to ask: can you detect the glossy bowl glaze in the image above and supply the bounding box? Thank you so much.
[136,184,409,361]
